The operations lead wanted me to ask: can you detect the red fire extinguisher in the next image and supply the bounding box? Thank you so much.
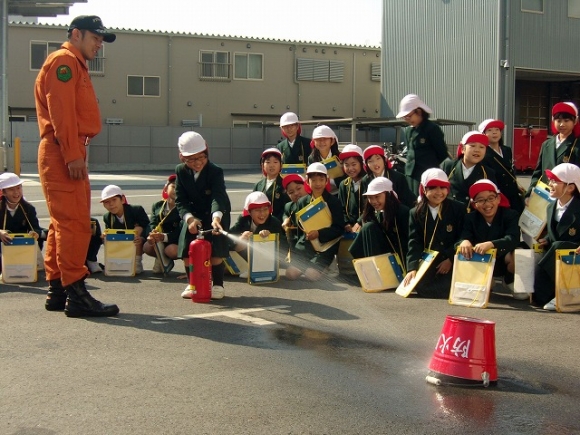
[186,228,212,303]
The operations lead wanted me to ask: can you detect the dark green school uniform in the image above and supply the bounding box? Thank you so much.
[0,198,43,236]
[175,161,231,258]
[148,200,182,245]
[457,206,520,278]
[277,135,312,165]
[404,119,448,196]
[294,191,345,269]
[406,199,466,298]
[441,159,497,210]
[483,146,524,214]
[361,170,415,208]
[338,177,364,227]
[533,197,580,306]
[349,204,410,262]
[253,175,290,222]
[283,201,301,249]
[103,203,150,238]
[527,134,580,197]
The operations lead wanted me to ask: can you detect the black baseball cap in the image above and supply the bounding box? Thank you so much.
[68,15,116,43]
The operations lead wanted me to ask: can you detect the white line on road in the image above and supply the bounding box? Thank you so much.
[155,305,290,326]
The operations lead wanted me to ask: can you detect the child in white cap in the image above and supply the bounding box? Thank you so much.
[229,192,283,272]
[458,179,522,299]
[479,118,525,214]
[533,163,580,310]
[100,185,150,274]
[397,94,448,196]
[287,162,344,281]
[253,148,290,222]
[307,125,346,194]
[349,177,409,265]
[441,131,498,210]
[175,131,231,299]
[403,168,466,298]
[526,102,580,201]
[277,112,312,165]
[0,172,46,274]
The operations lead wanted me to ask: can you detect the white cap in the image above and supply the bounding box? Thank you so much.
[396,94,433,118]
[546,163,580,193]
[312,125,338,142]
[100,184,124,202]
[420,168,450,188]
[280,112,299,127]
[363,177,393,195]
[244,191,271,211]
[306,162,328,176]
[0,172,24,189]
[178,131,207,156]
[339,144,363,160]
[261,147,282,159]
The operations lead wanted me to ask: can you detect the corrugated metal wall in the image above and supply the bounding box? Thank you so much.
[381,0,502,145]
[510,1,580,71]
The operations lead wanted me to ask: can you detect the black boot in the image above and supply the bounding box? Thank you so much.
[64,279,120,318]
[45,279,67,311]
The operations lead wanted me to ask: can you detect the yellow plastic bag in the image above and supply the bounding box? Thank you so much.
[352,253,404,292]
[395,250,439,297]
[1,233,37,283]
[104,229,137,277]
[296,197,341,252]
[449,248,496,308]
[555,250,580,313]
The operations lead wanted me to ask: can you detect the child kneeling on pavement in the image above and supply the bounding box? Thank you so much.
[458,179,524,299]
[533,163,580,310]
[100,185,150,274]
[229,192,283,279]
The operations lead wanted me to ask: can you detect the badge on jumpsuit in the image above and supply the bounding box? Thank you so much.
[299,156,304,162]
[420,138,426,144]
[563,156,570,163]
[569,228,576,237]
[56,65,72,82]
[446,224,453,232]
[275,193,280,199]
[205,189,211,195]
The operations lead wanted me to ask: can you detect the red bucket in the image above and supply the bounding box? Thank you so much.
[428,315,497,386]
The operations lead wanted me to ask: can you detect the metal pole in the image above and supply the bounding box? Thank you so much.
[1,0,9,171]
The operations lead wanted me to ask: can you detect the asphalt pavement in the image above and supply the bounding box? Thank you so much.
[1,170,579,435]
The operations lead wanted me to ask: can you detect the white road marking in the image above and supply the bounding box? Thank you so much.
[156,305,290,326]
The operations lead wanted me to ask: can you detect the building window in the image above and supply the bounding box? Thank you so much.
[569,0,580,18]
[127,75,160,97]
[30,41,105,74]
[234,53,263,80]
[296,58,345,83]
[199,50,230,80]
[521,0,543,13]
[371,62,381,82]
[30,41,62,70]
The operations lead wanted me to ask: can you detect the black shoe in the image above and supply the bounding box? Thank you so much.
[64,279,120,318]
[45,279,67,311]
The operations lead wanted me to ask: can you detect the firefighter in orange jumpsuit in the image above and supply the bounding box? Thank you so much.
[34,15,119,317]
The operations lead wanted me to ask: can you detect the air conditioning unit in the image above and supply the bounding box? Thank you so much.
[181,119,200,127]
[105,118,124,125]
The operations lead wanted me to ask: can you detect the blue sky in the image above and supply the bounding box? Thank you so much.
[38,0,382,47]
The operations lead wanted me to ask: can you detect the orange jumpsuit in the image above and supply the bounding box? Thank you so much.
[34,41,101,287]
